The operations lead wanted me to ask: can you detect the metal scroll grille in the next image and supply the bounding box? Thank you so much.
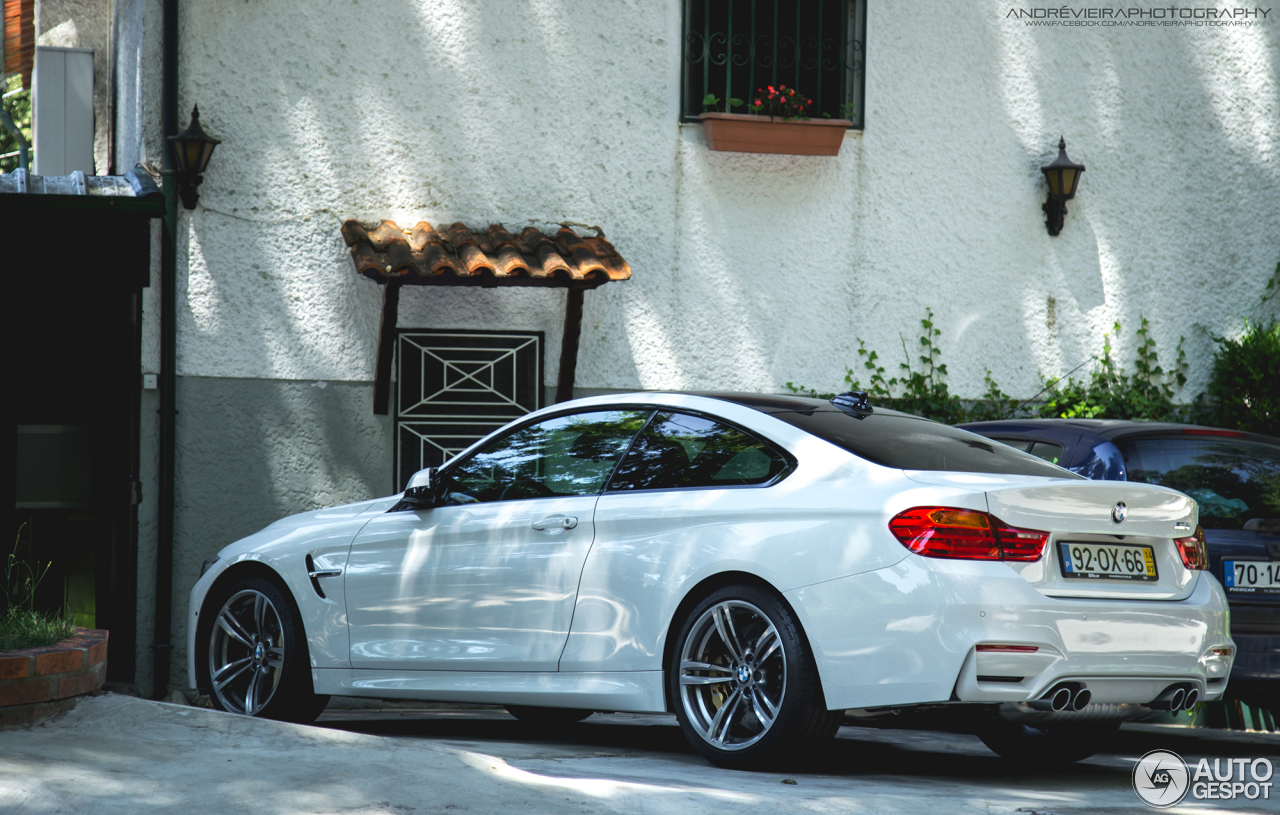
[681,0,865,127]
[395,330,542,489]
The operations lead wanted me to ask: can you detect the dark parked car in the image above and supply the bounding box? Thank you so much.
[958,418,1280,710]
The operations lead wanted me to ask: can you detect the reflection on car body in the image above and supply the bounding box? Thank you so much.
[190,394,1236,768]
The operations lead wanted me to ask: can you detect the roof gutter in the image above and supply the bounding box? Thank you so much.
[153,0,179,698]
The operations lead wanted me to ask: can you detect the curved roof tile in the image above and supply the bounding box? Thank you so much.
[341,219,630,288]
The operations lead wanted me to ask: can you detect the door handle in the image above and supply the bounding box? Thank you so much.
[532,516,577,532]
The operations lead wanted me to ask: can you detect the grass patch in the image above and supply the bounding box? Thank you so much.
[0,608,78,652]
[3,522,76,651]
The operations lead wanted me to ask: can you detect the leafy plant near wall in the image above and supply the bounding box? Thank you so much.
[1,525,76,651]
[787,310,1192,425]
[1202,318,1280,437]
[702,93,743,113]
[787,308,1016,423]
[1261,260,1280,307]
[1,75,34,174]
[1036,317,1189,422]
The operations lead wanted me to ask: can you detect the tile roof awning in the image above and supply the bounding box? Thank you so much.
[341,220,631,289]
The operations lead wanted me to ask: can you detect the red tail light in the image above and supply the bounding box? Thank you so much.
[1182,428,1245,437]
[888,507,1049,562]
[1174,524,1208,570]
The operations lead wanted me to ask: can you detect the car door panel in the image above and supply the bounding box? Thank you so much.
[344,408,650,673]
[346,496,599,671]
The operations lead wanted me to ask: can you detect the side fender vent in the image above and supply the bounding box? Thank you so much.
[305,554,326,599]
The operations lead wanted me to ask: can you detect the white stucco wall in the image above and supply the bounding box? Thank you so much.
[114,0,1279,691]
[169,0,1277,398]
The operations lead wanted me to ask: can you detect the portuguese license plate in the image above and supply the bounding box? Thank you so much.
[1059,542,1158,581]
[1223,561,1280,594]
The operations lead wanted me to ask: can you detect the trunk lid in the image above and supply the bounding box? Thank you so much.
[905,472,1200,600]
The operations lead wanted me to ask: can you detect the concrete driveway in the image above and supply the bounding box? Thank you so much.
[1,694,1276,814]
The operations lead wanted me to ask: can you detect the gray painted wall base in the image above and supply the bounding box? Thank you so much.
[152,376,391,687]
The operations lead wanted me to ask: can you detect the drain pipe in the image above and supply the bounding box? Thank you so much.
[153,0,179,698]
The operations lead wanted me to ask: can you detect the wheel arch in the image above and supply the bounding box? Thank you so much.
[659,570,826,714]
[193,559,310,693]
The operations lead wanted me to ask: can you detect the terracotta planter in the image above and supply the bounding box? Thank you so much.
[697,113,853,156]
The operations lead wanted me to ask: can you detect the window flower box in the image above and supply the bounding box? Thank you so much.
[697,113,853,157]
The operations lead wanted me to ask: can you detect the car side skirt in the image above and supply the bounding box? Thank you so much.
[310,669,667,713]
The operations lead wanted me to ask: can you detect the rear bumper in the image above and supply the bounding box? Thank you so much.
[788,558,1233,711]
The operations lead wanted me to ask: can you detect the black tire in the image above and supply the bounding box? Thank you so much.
[505,705,594,725]
[197,574,329,724]
[667,583,840,770]
[978,720,1120,765]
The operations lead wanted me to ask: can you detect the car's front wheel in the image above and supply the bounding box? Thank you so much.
[668,584,840,769]
[198,574,328,723]
[978,720,1120,764]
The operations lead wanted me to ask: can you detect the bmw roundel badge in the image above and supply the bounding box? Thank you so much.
[1112,502,1127,523]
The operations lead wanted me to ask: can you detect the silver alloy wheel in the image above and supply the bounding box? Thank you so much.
[208,589,285,715]
[679,600,786,751]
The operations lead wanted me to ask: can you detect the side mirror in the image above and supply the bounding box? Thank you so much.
[394,467,445,511]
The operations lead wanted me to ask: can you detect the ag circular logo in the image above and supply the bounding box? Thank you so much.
[1134,749,1190,807]
[1113,501,1128,523]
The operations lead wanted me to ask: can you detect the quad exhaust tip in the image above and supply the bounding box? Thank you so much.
[1028,682,1089,712]
[1149,683,1199,711]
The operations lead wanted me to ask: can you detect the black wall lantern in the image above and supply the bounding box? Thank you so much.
[1041,137,1085,236]
[167,105,221,210]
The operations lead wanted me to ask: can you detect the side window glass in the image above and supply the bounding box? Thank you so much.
[1028,441,1064,466]
[991,437,1033,453]
[608,412,789,492]
[443,410,650,504]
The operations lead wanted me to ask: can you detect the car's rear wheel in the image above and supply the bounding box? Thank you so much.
[505,706,593,725]
[668,584,840,769]
[199,575,328,723]
[978,720,1120,764]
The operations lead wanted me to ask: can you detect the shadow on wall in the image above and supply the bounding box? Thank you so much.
[994,13,1280,396]
[169,376,392,685]
[164,0,683,686]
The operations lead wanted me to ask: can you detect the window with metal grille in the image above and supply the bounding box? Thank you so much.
[394,330,543,490]
[682,0,865,127]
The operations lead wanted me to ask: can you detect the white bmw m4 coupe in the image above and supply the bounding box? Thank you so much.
[189,392,1234,768]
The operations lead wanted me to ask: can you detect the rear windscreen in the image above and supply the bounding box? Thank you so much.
[768,409,1078,477]
[1117,437,1280,529]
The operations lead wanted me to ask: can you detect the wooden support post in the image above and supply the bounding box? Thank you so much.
[555,287,585,404]
[373,280,401,415]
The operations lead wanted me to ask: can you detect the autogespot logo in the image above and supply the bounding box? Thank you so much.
[1133,749,1275,807]
[1134,750,1190,807]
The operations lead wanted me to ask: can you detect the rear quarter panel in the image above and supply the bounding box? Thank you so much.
[558,436,984,672]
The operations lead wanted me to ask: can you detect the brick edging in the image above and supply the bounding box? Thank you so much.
[0,628,108,728]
